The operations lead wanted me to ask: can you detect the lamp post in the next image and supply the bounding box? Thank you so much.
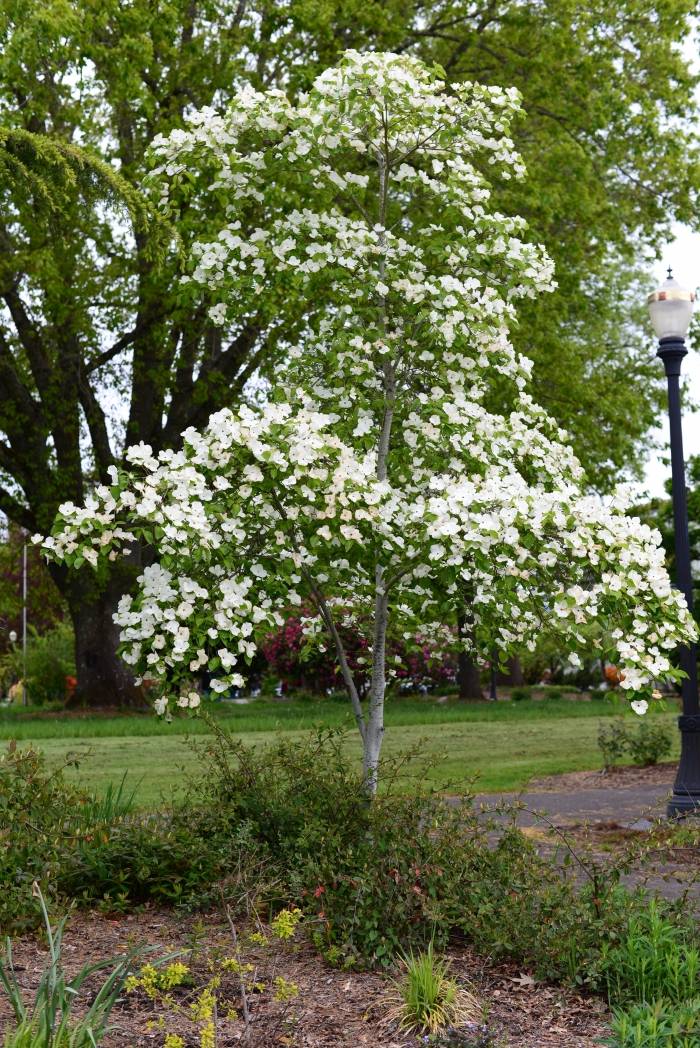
[647,269,700,817]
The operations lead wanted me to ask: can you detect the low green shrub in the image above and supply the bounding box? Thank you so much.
[0,745,140,932]
[56,816,273,914]
[0,745,85,932]
[598,720,630,771]
[626,721,673,768]
[4,727,698,1025]
[603,997,700,1047]
[510,687,531,702]
[184,726,683,982]
[598,718,673,771]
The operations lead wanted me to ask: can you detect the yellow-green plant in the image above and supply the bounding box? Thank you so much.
[126,909,304,1047]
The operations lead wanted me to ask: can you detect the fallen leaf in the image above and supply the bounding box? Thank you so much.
[511,972,536,988]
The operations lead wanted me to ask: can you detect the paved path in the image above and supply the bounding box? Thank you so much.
[471,783,700,906]
[474,784,670,827]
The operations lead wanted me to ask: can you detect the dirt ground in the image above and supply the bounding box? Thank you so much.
[0,909,611,1047]
[529,762,677,792]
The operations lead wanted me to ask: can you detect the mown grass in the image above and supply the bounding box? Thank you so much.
[0,692,643,739]
[0,694,680,808]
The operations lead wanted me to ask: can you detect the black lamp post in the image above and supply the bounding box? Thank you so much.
[648,268,700,817]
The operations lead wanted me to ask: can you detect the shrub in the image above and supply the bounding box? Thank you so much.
[186,726,677,982]
[0,745,87,932]
[604,997,700,1047]
[383,944,480,1035]
[57,816,235,912]
[261,613,456,695]
[626,721,673,767]
[598,719,674,771]
[6,728,697,1024]
[0,746,142,932]
[510,686,531,702]
[598,720,630,771]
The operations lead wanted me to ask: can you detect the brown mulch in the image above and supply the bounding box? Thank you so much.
[529,762,677,793]
[0,909,610,1047]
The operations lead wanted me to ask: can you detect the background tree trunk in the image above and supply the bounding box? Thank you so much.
[456,608,483,700]
[500,655,524,688]
[457,649,483,700]
[49,561,144,707]
[69,590,142,707]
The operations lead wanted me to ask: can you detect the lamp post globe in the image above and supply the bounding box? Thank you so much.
[647,269,700,817]
[8,630,16,644]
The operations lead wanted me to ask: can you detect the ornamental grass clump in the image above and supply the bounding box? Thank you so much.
[41,50,696,796]
[383,944,481,1036]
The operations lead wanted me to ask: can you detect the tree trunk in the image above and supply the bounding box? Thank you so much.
[504,655,524,687]
[364,573,388,796]
[49,561,144,707]
[456,607,482,699]
[457,649,483,699]
[69,590,143,707]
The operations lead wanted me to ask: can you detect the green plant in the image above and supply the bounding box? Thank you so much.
[0,886,139,1047]
[0,745,142,932]
[545,688,564,701]
[626,721,673,767]
[602,997,700,1047]
[510,687,532,702]
[600,902,699,1006]
[189,726,653,981]
[1,623,75,706]
[56,814,261,913]
[383,944,480,1035]
[598,718,674,771]
[124,908,303,1047]
[0,745,88,932]
[74,772,138,825]
[598,719,630,771]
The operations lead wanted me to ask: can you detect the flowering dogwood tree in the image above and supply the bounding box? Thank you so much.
[40,52,696,793]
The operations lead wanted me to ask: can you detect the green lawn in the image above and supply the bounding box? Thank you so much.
[0,695,680,808]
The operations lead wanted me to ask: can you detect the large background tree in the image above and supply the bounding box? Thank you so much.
[0,0,698,703]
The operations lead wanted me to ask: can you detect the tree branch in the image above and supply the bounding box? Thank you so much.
[0,482,35,531]
[78,372,114,479]
[85,328,142,374]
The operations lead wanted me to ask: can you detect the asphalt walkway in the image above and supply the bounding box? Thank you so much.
[475,784,670,827]
[473,781,700,907]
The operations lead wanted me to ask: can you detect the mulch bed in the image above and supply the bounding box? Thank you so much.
[529,762,677,792]
[0,909,610,1046]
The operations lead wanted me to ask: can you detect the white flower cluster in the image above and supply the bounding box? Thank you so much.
[41,52,696,723]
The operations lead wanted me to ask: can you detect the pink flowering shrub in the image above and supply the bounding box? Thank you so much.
[262,614,456,695]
